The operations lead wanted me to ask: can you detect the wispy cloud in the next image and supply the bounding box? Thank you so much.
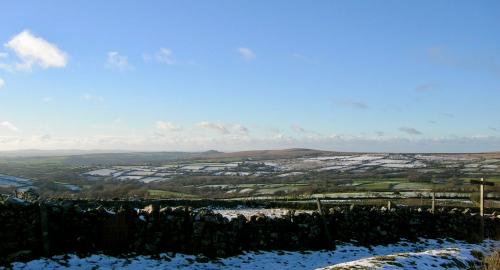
[415,83,439,92]
[106,51,131,71]
[336,99,370,110]
[2,30,68,71]
[291,53,316,63]
[427,46,500,77]
[143,48,176,65]
[291,124,307,133]
[440,112,454,118]
[0,121,19,132]
[0,78,4,89]
[194,122,250,135]
[290,124,322,137]
[155,121,182,132]
[233,124,249,134]
[42,97,53,102]
[196,121,230,134]
[83,93,104,103]
[237,47,256,61]
[399,127,423,135]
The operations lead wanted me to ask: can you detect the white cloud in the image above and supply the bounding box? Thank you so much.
[155,121,182,132]
[83,93,104,103]
[142,54,151,62]
[291,124,307,133]
[3,30,68,71]
[237,47,256,61]
[157,48,175,64]
[0,121,19,132]
[195,122,250,135]
[39,134,52,141]
[0,78,4,89]
[0,133,500,153]
[196,121,230,134]
[144,48,176,65]
[234,124,249,134]
[106,51,131,71]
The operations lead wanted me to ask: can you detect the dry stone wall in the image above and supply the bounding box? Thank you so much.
[1,199,499,265]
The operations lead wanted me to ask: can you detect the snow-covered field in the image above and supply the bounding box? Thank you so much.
[78,153,500,186]
[0,174,32,188]
[212,208,312,219]
[5,239,498,270]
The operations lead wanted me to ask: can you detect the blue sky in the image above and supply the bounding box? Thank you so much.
[0,0,500,152]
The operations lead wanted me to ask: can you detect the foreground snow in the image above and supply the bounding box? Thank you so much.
[319,247,492,270]
[5,239,499,270]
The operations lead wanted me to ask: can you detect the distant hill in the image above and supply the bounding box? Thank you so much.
[0,149,129,157]
[62,151,221,165]
[1,148,499,166]
[207,148,335,159]
[61,149,336,165]
[0,148,335,166]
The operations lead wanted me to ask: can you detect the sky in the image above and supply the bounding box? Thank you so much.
[0,0,500,153]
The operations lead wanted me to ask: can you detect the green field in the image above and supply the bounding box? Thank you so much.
[148,189,199,199]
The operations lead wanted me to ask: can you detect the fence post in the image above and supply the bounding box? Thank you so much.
[431,192,435,214]
[316,198,334,249]
[480,179,484,241]
[316,198,324,215]
[470,178,494,241]
[480,179,484,217]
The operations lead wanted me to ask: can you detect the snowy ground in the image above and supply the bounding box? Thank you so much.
[5,239,499,270]
[212,208,312,219]
[320,248,483,270]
